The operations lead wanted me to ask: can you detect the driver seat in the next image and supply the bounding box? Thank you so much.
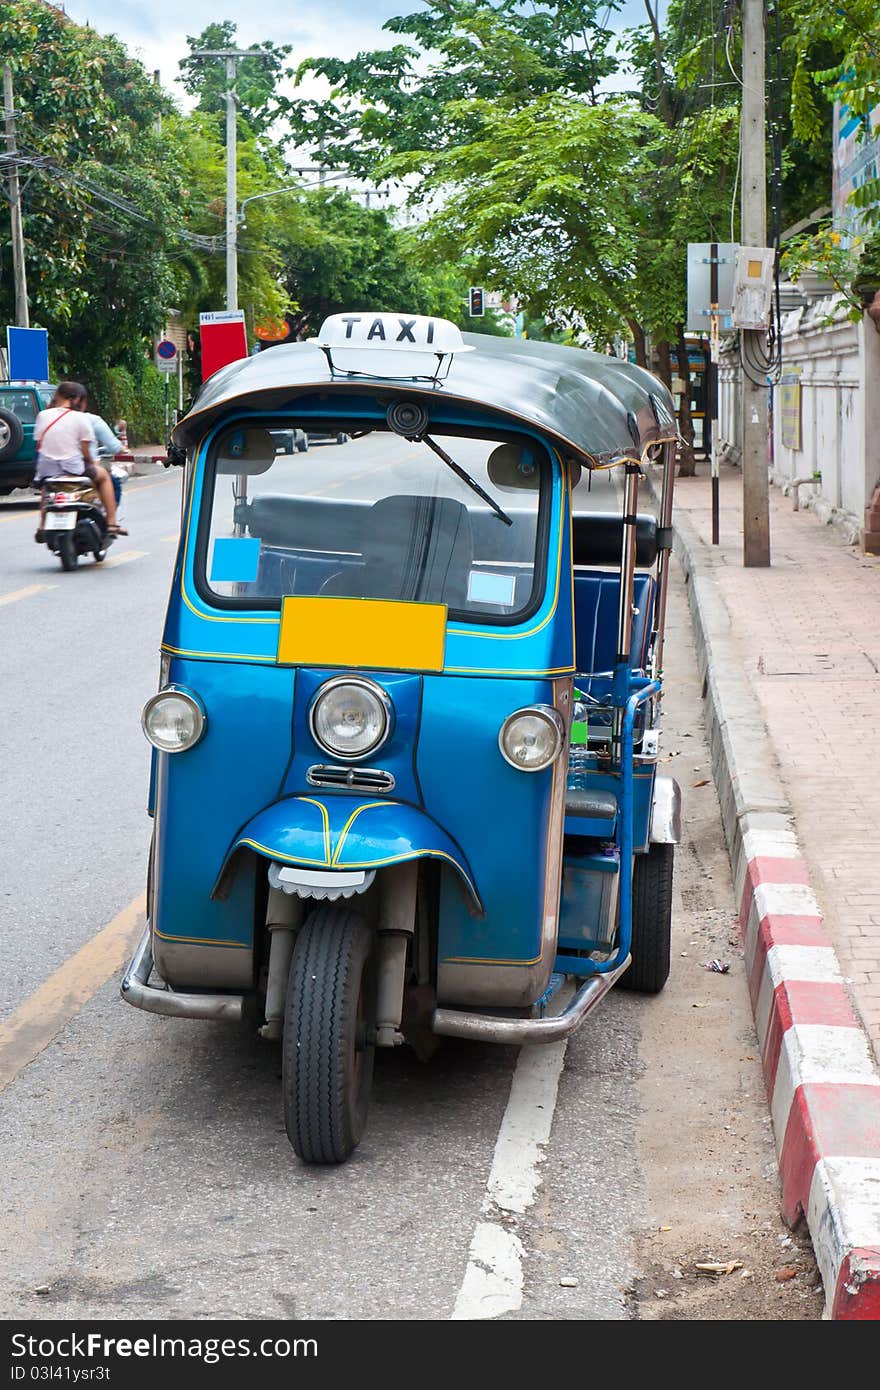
[360,494,474,607]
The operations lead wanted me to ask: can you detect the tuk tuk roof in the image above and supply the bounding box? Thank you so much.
[171,332,676,467]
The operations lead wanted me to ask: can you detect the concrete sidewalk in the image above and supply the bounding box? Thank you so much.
[653,460,880,1319]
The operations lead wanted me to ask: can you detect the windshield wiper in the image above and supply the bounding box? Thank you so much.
[422,435,513,527]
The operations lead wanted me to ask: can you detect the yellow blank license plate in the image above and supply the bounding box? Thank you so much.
[277,596,447,672]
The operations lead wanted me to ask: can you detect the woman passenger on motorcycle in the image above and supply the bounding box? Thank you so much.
[34,381,127,535]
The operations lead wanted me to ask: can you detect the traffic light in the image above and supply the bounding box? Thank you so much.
[468,286,485,317]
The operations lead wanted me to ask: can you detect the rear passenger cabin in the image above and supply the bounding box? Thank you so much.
[558,510,660,964]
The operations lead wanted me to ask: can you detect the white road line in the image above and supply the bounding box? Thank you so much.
[451,1040,567,1319]
[101,549,147,568]
[0,582,55,607]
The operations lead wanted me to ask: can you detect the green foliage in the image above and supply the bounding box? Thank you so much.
[0,0,183,352]
[179,21,292,135]
[77,360,168,445]
[287,0,626,177]
[782,221,880,319]
[277,190,491,338]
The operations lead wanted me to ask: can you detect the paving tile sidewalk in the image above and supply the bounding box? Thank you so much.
[653,460,880,1317]
[668,463,880,1059]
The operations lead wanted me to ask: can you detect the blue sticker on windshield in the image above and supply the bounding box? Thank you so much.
[467,570,516,606]
[210,537,261,583]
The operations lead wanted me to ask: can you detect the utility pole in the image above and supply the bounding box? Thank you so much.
[739,0,770,566]
[192,48,272,313]
[3,64,29,328]
[224,54,237,311]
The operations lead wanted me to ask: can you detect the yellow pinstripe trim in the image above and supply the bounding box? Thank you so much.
[153,929,250,948]
[451,457,566,642]
[331,801,391,865]
[238,836,330,867]
[336,848,478,900]
[180,442,278,626]
[444,664,576,676]
[162,643,277,663]
[441,953,543,966]
[295,796,332,864]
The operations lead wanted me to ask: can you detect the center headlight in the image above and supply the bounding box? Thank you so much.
[499,705,564,772]
[310,677,391,760]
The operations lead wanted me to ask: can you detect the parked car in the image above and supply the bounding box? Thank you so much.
[307,429,350,445]
[269,427,309,455]
[0,381,57,493]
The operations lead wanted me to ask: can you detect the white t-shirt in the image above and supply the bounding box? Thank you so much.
[34,407,95,478]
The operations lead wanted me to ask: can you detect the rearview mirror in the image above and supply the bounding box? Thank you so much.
[486,443,540,491]
[216,428,277,476]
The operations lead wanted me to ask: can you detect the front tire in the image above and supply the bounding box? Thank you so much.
[58,533,78,571]
[282,904,375,1164]
[620,843,674,994]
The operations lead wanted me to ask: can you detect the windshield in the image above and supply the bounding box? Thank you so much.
[198,425,549,623]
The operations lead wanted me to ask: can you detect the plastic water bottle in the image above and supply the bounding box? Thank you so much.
[567,744,591,794]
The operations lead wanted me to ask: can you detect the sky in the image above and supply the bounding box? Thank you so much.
[61,1,658,104]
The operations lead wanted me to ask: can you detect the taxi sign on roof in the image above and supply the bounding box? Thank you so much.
[316,312,469,353]
[314,311,471,382]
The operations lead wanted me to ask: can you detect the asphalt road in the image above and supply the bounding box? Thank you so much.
[0,449,821,1321]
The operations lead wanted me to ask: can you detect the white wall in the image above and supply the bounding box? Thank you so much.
[716,295,880,542]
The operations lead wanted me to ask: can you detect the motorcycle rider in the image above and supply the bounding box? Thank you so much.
[34,381,127,535]
[86,411,128,510]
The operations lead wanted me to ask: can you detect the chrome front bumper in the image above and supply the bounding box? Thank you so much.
[121,926,244,1023]
[431,954,631,1044]
[122,924,628,1040]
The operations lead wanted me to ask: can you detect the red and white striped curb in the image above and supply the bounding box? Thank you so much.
[735,815,880,1319]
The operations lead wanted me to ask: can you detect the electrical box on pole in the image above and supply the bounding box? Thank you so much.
[732,246,775,329]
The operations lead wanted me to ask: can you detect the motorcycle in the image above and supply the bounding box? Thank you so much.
[34,449,126,571]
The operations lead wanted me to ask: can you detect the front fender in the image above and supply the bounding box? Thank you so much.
[217,794,481,911]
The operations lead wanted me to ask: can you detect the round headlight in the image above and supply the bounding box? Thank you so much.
[499,705,564,772]
[142,687,206,753]
[310,677,391,761]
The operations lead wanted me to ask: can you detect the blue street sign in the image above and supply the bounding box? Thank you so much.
[6,326,49,381]
[157,339,177,360]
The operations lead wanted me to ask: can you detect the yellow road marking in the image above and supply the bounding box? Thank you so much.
[0,582,55,606]
[102,548,147,568]
[0,508,39,526]
[0,894,145,1095]
[161,532,179,543]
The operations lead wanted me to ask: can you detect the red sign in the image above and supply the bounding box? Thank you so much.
[199,310,248,381]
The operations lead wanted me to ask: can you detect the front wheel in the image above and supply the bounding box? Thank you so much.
[282,904,375,1164]
[58,533,78,571]
[620,842,674,994]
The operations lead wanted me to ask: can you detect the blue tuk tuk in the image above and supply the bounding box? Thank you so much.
[122,313,681,1164]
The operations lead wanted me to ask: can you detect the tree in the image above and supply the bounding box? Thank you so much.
[287,0,627,175]
[179,21,292,137]
[274,189,495,340]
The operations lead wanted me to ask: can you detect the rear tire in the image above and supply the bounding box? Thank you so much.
[620,842,674,994]
[282,904,375,1164]
[58,533,78,571]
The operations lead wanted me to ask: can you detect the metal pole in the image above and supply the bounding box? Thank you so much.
[709,242,720,545]
[3,64,29,328]
[225,55,238,312]
[739,0,770,566]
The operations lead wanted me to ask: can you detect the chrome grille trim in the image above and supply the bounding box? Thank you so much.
[306,764,396,793]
